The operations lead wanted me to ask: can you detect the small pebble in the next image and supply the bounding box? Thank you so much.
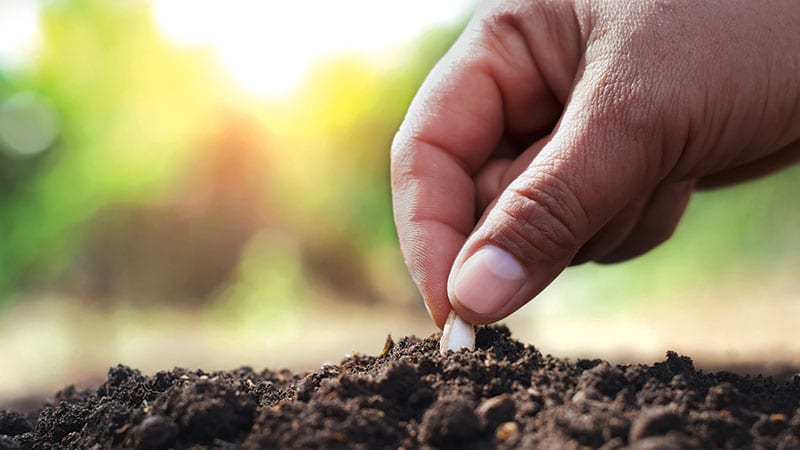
[495,421,519,442]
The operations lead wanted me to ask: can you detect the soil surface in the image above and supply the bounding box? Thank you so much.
[1,326,799,449]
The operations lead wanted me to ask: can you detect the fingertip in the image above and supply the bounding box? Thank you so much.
[450,303,500,326]
[425,297,451,330]
[447,245,527,324]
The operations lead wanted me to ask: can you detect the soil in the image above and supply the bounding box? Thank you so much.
[1,326,799,449]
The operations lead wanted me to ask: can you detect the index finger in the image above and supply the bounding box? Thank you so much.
[391,52,503,328]
[391,10,562,327]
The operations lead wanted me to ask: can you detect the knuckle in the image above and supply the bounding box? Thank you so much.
[474,7,538,78]
[479,0,577,67]
[389,133,421,191]
[481,8,520,37]
[491,173,589,265]
[480,4,530,43]
[389,136,410,187]
[389,130,405,162]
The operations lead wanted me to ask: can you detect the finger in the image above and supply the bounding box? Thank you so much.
[390,62,499,328]
[696,139,800,189]
[391,10,570,328]
[475,158,512,215]
[447,69,667,324]
[598,180,695,263]
[570,192,651,265]
[475,138,551,212]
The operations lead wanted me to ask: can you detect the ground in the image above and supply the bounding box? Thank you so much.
[1,326,798,449]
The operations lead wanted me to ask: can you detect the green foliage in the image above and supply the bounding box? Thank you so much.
[0,0,220,297]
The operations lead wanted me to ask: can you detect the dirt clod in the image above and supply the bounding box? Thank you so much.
[476,394,515,431]
[2,325,799,449]
[629,406,683,441]
[127,415,178,450]
[420,397,481,448]
[0,412,32,436]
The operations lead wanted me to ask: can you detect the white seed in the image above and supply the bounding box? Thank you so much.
[439,311,475,354]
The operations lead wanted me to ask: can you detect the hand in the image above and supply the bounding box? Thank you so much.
[391,0,800,328]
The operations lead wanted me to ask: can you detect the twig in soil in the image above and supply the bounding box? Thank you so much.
[439,310,475,354]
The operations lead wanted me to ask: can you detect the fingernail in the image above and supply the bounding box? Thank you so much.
[453,245,526,315]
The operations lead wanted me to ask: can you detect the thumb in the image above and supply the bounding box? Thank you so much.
[448,79,669,324]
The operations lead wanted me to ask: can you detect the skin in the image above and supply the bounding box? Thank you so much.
[391,0,800,329]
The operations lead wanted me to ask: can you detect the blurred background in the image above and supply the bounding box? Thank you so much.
[0,0,798,407]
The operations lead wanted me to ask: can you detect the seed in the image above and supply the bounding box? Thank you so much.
[439,311,475,354]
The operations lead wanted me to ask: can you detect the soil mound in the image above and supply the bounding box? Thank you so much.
[1,326,799,449]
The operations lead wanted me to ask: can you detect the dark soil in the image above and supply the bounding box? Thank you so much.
[1,326,799,449]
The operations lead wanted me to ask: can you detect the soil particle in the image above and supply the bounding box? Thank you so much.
[420,397,481,449]
[579,362,627,398]
[626,434,697,450]
[628,406,683,441]
[127,415,178,449]
[494,421,519,443]
[0,412,31,437]
[2,325,799,449]
[476,394,515,431]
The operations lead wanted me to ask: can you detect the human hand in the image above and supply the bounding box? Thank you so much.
[391,0,800,328]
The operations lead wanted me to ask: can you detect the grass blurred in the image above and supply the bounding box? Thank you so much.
[0,0,798,405]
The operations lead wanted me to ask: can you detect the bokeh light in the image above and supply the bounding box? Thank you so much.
[0,0,41,68]
[0,92,59,157]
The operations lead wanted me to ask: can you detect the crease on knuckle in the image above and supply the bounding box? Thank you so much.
[390,134,473,195]
[480,9,528,63]
[390,142,411,187]
[408,215,473,238]
[494,176,587,263]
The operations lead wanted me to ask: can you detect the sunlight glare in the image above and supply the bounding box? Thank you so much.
[0,0,41,68]
[152,0,475,98]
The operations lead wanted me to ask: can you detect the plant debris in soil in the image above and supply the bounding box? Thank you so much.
[1,326,799,449]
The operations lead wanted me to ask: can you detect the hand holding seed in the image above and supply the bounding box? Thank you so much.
[392,0,800,328]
